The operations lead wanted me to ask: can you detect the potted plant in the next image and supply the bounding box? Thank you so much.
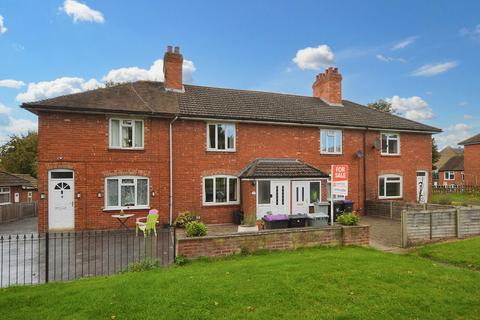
[238,214,259,233]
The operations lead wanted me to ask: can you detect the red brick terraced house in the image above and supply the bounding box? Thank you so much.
[459,133,480,186]
[438,155,464,186]
[0,171,38,205]
[22,46,441,232]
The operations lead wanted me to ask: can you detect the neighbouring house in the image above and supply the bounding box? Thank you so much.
[22,46,441,231]
[0,171,38,205]
[432,146,463,186]
[438,155,464,186]
[459,133,480,186]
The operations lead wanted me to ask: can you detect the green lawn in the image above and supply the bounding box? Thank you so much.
[431,192,480,206]
[419,237,480,270]
[2,247,480,319]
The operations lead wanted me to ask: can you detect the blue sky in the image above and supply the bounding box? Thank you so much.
[0,0,479,147]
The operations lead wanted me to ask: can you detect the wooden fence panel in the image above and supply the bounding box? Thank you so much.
[0,202,38,224]
[459,208,480,237]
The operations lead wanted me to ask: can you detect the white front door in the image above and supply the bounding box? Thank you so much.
[48,170,75,230]
[292,181,309,214]
[271,181,290,215]
[416,171,428,203]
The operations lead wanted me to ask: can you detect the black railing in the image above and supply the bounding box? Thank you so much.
[0,228,175,288]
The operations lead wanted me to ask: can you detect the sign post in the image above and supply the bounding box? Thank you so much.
[330,164,349,225]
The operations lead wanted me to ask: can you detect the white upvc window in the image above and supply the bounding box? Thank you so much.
[27,191,33,203]
[444,171,455,181]
[320,129,342,154]
[381,132,400,155]
[0,187,10,205]
[207,123,236,151]
[109,119,144,149]
[378,174,403,199]
[461,171,465,182]
[105,176,149,210]
[203,176,239,205]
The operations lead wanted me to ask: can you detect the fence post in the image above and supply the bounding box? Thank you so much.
[45,232,49,283]
[456,208,461,239]
[401,210,408,248]
[429,212,433,240]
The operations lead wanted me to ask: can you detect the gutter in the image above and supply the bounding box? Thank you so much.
[169,115,179,225]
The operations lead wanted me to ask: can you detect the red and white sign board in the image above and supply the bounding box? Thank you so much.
[331,165,349,196]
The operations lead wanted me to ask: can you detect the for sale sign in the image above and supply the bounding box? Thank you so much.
[331,165,349,196]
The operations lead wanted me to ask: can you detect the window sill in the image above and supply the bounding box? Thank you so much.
[380,153,401,157]
[108,147,145,151]
[103,206,150,212]
[202,202,240,207]
[0,202,12,206]
[320,152,343,156]
[378,197,403,200]
[206,149,236,153]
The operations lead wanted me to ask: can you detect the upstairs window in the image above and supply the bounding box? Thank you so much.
[105,176,149,210]
[203,176,239,205]
[378,175,402,199]
[0,187,10,205]
[321,129,342,154]
[110,119,144,149]
[207,123,235,151]
[381,133,400,155]
[444,171,455,181]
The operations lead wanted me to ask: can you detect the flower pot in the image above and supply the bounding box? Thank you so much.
[237,225,259,233]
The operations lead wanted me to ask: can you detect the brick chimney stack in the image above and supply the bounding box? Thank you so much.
[312,67,342,105]
[163,46,183,91]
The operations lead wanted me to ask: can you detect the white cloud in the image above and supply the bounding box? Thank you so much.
[62,0,105,23]
[0,102,37,144]
[460,24,480,40]
[0,79,25,89]
[411,61,458,77]
[376,54,406,63]
[16,77,102,103]
[292,45,335,70]
[0,15,7,34]
[459,101,468,107]
[436,123,472,148]
[102,59,196,83]
[386,95,434,121]
[464,114,473,120]
[392,36,418,50]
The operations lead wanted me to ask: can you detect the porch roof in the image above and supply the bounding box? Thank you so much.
[239,158,329,179]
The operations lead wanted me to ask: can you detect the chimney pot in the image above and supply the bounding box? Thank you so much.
[167,46,173,53]
[312,67,343,105]
[163,45,184,91]
[174,46,180,54]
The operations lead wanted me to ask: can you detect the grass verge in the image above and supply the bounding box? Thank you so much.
[418,236,480,270]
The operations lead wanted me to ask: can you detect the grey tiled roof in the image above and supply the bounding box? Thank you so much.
[22,81,441,133]
[0,171,37,188]
[239,158,329,179]
[459,133,480,146]
[439,156,464,171]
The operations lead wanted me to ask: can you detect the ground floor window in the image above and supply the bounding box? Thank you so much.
[309,182,321,203]
[444,171,455,181]
[27,191,33,202]
[203,176,239,205]
[105,176,149,210]
[0,187,10,204]
[378,175,402,199]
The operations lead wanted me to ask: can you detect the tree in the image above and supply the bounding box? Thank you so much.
[432,138,440,168]
[367,99,394,113]
[0,132,38,177]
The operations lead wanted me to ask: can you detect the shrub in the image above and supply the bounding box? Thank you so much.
[185,221,208,237]
[336,212,359,226]
[128,259,159,272]
[174,211,197,228]
[175,255,188,266]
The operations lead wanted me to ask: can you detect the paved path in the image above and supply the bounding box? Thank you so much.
[0,217,38,236]
[361,216,408,252]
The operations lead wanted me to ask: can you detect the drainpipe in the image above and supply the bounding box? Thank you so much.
[169,116,179,225]
[363,128,368,214]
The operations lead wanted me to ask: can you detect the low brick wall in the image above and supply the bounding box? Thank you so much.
[176,225,369,259]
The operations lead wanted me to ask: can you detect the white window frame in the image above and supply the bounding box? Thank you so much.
[27,191,33,203]
[378,174,403,199]
[320,129,343,155]
[444,171,455,181]
[461,171,465,182]
[0,187,11,205]
[381,132,400,156]
[104,176,150,210]
[202,175,240,206]
[109,118,144,150]
[206,123,236,152]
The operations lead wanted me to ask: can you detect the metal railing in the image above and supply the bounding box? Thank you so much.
[432,185,480,193]
[0,228,175,288]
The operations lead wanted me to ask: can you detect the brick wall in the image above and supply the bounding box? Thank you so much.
[38,111,432,231]
[464,144,480,186]
[176,225,369,259]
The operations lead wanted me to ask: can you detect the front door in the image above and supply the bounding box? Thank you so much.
[292,181,309,214]
[271,181,290,215]
[48,170,74,230]
[416,171,428,203]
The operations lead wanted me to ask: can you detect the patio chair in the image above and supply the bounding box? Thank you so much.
[136,209,159,237]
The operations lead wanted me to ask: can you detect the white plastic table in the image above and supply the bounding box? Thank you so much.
[111,214,135,230]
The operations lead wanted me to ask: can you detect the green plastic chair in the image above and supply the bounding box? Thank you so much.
[136,210,159,237]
